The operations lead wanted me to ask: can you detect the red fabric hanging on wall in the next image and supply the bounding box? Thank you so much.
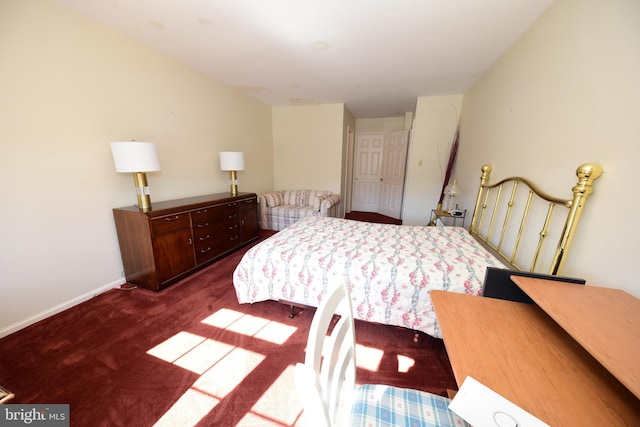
[438,126,460,208]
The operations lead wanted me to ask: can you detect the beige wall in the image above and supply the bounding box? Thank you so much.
[0,0,274,336]
[355,116,406,133]
[272,104,345,194]
[403,95,463,225]
[457,0,640,296]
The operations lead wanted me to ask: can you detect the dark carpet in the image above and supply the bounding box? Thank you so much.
[0,229,456,426]
[345,211,402,225]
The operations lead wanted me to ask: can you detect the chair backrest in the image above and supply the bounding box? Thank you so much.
[295,282,356,427]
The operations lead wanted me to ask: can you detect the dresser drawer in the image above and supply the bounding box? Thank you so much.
[194,230,240,264]
[199,222,240,246]
[191,203,238,224]
[194,242,216,264]
[214,219,240,235]
[215,224,241,252]
[190,206,217,224]
[150,213,191,235]
[213,202,239,217]
[239,197,257,210]
[192,226,214,244]
[192,218,239,241]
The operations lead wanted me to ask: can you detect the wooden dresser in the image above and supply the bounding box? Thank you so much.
[113,192,258,291]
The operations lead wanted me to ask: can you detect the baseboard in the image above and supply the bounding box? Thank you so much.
[0,279,123,339]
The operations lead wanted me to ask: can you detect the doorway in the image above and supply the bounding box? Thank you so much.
[349,130,409,219]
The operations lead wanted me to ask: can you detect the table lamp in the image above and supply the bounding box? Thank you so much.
[219,151,245,196]
[443,179,462,212]
[110,141,161,211]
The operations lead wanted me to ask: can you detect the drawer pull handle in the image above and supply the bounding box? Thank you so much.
[199,234,210,241]
[230,236,239,241]
[196,209,208,214]
[188,238,193,245]
[197,222,209,228]
[229,225,238,230]
[228,214,237,219]
[200,247,211,253]
[165,216,180,221]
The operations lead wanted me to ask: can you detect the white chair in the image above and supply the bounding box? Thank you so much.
[294,282,469,427]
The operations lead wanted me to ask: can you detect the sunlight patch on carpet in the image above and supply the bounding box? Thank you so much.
[398,354,416,373]
[194,347,266,397]
[353,344,416,373]
[153,388,220,427]
[202,308,298,344]
[174,339,235,375]
[355,344,385,371]
[242,364,303,426]
[254,320,298,344]
[201,308,245,329]
[146,308,301,424]
[226,314,272,336]
[146,331,207,363]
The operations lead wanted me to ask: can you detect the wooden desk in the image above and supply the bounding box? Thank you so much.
[432,291,640,426]
[512,276,640,399]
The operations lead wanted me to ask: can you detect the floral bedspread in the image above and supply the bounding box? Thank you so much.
[232,217,505,338]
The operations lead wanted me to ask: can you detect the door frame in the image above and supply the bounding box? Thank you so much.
[348,131,410,219]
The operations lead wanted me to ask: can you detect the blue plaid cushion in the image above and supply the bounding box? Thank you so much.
[351,384,469,427]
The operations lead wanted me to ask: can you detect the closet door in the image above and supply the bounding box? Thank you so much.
[351,133,383,212]
[378,130,409,219]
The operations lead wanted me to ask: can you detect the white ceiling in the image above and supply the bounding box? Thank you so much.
[54,0,554,118]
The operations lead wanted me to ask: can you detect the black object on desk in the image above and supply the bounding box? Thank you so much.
[482,267,585,304]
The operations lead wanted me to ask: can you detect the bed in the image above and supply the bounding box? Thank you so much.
[233,163,602,338]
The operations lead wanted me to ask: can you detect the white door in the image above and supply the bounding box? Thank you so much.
[344,126,355,213]
[378,130,409,219]
[351,134,384,212]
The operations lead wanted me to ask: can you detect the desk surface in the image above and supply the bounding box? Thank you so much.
[512,276,640,399]
[432,291,640,426]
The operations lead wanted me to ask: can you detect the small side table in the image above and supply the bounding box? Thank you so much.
[430,209,466,227]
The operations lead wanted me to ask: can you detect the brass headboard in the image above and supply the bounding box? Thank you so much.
[469,163,602,275]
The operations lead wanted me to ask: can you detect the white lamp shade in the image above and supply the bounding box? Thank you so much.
[110,141,161,173]
[444,179,462,197]
[219,151,245,171]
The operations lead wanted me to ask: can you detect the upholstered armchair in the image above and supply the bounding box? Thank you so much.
[258,190,341,231]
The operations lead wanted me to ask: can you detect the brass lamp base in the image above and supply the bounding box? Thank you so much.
[229,170,238,196]
[133,172,152,211]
